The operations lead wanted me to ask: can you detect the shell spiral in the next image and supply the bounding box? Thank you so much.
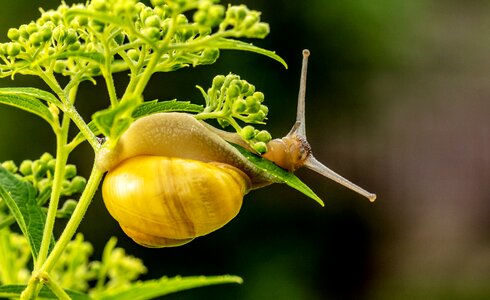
[102,155,251,247]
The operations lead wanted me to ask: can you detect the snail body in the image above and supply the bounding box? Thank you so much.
[100,49,376,248]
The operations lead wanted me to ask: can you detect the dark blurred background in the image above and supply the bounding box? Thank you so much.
[1,0,489,299]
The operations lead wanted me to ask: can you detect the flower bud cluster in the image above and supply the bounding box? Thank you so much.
[197,73,272,153]
[0,1,274,82]
[193,0,225,29]
[1,153,87,218]
[219,4,269,38]
[51,234,147,292]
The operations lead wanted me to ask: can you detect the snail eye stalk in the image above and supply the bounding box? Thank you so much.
[288,49,376,202]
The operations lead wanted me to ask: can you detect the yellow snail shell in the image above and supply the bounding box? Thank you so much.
[102,155,251,247]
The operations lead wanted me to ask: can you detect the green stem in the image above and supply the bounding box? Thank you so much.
[41,163,104,273]
[34,119,69,271]
[63,106,101,151]
[43,272,71,300]
[129,50,162,99]
[102,31,118,107]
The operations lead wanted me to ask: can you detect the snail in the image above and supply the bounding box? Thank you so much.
[98,49,376,248]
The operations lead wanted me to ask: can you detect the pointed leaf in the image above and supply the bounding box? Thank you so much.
[0,284,91,300]
[0,166,51,261]
[0,87,61,106]
[132,100,203,118]
[96,275,242,300]
[213,38,288,68]
[92,98,139,139]
[0,93,55,127]
[233,145,324,206]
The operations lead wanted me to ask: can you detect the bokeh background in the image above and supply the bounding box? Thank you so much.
[1,0,489,299]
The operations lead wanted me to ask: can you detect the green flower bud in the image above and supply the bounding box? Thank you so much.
[228,84,240,98]
[245,96,260,113]
[68,41,81,51]
[253,91,265,102]
[232,99,247,114]
[33,160,49,178]
[19,25,29,40]
[70,176,87,194]
[6,43,21,57]
[29,32,43,47]
[54,60,67,73]
[247,23,269,38]
[200,48,219,64]
[37,178,52,195]
[39,27,52,42]
[208,5,225,24]
[241,125,255,140]
[40,153,53,163]
[2,160,18,173]
[47,159,56,174]
[65,29,78,45]
[19,160,33,176]
[56,199,78,218]
[212,75,225,89]
[193,10,207,25]
[26,22,38,35]
[217,118,230,128]
[260,104,269,115]
[242,13,259,29]
[255,130,272,143]
[144,15,161,28]
[7,28,20,41]
[62,179,70,191]
[0,44,6,56]
[227,5,248,24]
[141,27,161,41]
[251,110,266,122]
[64,164,77,179]
[127,49,139,61]
[253,141,267,154]
[52,26,65,42]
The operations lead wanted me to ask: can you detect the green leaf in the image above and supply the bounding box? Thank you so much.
[92,97,139,139]
[0,166,53,262]
[0,87,61,106]
[233,145,324,206]
[0,92,56,127]
[213,38,288,69]
[132,100,204,118]
[0,284,91,300]
[96,275,243,300]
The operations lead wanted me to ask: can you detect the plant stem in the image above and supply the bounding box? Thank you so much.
[34,119,69,271]
[43,272,71,300]
[42,163,103,273]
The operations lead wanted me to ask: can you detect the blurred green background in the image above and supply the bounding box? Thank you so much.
[1,0,489,299]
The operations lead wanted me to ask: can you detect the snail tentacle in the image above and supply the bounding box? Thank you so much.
[264,49,377,202]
